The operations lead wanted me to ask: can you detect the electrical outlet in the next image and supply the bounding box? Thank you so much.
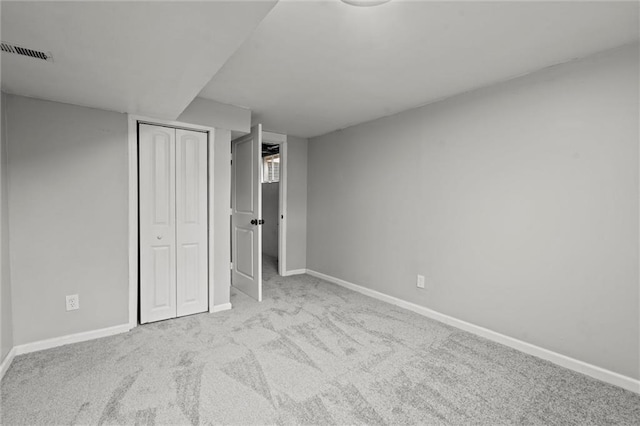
[66,294,79,311]
[416,275,425,289]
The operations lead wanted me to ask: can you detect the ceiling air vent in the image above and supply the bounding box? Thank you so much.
[1,42,53,62]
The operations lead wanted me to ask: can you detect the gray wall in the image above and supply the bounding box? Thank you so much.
[6,95,129,345]
[4,95,237,346]
[286,136,308,271]
[307,45,639,379]
[211,128,231,308]
[1,92,14,361]
[262,182,279,258]
[179,97,250,134]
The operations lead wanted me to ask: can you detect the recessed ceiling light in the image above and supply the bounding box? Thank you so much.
[341,0,391,7]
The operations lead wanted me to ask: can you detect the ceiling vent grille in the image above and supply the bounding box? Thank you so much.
[1,42,53,62]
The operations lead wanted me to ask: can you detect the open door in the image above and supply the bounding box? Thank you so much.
[231,124,263,301]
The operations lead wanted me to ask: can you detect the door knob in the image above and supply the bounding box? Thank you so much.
[157,235,163,240]
[250,219,258,225]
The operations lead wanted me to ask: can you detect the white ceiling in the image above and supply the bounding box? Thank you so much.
[1,1,637,135]
[1,1,277,119]
[199,0,640,138]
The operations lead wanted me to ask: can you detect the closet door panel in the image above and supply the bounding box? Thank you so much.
[139,124,177,324]
[176,129,209,316]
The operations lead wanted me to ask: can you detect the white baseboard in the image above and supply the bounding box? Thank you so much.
[0,346,16,381]
[283,269,306,276]
[305,269,640,394]
[13,323,132,357]
[211,303,232,313]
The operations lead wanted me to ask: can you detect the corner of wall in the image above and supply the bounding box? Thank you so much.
[213,127,232,307]
[284,135,309,272]
[1,90,16,366]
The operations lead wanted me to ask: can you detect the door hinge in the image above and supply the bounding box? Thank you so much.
[230,262,233,270]
[229,208,232,216]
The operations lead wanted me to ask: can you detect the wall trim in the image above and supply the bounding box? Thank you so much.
[1,324,131,380]
[211,303,232,313]
[283,269,306,276]
[0,347,16,381]
[12,324,132,356]
[305,269,640,394]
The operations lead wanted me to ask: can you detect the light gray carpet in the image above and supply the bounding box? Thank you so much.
[2,255,639,425]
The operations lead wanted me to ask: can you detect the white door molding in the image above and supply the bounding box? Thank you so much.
[128,115,216,329]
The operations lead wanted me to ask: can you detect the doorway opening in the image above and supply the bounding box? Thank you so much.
[138,123,210,324]
[230,126,287,302]
[262,130,288,280]
[261,142,280,280]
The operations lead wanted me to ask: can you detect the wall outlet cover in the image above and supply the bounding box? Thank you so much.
[417,275,425,289]
[66,294,79,311]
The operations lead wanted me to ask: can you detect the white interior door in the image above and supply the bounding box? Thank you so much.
[139,124,209,323]
[232,124,262,301]
[139,124,177,323]
[176,129,209,317]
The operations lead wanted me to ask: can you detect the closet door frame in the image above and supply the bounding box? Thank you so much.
[127,115,215,330]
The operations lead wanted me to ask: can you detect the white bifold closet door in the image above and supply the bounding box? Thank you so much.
[139,124,208,324]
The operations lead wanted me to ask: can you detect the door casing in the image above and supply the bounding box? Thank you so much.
[128,115,216,329]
